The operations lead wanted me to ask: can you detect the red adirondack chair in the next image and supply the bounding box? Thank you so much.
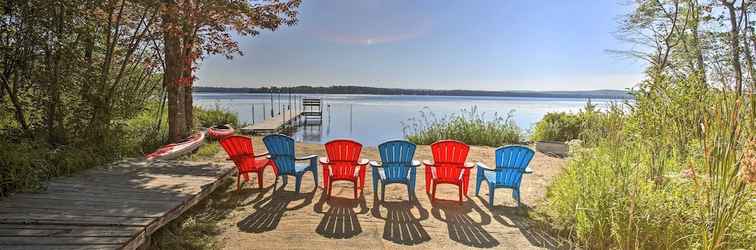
[219,135,274,192]
[423,140,474,202]
[319,139,369,199]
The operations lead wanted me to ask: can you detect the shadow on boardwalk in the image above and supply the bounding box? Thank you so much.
[313,194,369,239]
[371,198,431,245]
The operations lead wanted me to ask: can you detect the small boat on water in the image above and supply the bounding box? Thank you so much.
[145,131,206,160]
[208,124,235,139]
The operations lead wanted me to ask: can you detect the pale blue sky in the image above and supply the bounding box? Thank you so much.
[196,0,645,91]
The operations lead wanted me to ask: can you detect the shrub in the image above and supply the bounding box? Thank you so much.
[402,106,523,146]
[531,112,581,142]
[531,100,621,145]
[195,104,239,128]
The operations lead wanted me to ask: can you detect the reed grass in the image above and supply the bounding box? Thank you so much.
[401,106,523,146]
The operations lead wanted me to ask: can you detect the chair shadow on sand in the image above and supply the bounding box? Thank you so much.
[236,183,315,233]
[430,199,499,248]
[479,197,570,250]
[313,193,369,239]
[371,198,431,245]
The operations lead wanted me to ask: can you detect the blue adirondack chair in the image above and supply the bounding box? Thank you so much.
[263,134,319,193]
[370,140,421,201]
[475,145,535,207]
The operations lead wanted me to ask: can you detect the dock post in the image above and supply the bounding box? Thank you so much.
[269,89,274,117]
[252,104,256,124]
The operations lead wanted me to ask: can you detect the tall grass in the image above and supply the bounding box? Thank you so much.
[401,106,523,146]
[539,79,755,248]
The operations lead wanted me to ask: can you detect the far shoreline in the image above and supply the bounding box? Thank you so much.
[193,85,634,100]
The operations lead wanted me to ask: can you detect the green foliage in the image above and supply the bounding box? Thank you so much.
[402,106,523,146]
[195,104,239,128]
[539,77,755,248]
[531,112,581,142]
[531,101,625,146]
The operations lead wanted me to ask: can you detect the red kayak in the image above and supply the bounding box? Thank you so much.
[208,124,235,139]
[145,131,206,160]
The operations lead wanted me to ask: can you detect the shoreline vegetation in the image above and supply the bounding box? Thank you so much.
[193,85,634,99]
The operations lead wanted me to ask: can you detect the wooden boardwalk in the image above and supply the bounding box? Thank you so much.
[0,159,234,249]
[241,110,303,135]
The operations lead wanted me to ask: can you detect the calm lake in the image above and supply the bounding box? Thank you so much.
[194,93,620,146]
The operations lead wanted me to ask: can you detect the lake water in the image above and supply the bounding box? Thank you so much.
[194,93,618,146]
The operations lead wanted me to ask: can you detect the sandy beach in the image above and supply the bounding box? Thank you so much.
[197,137,568,249]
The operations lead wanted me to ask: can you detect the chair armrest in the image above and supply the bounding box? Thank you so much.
[369,161,382,167]
[357,159,369,165]
[319,157,330,165]
[476,162,496,171]
[295,155,318,161]
[422,160,435,166]
[254,152,270,158]
[411,160,421,167]
[524,167,534,174]
[463,162,475,168]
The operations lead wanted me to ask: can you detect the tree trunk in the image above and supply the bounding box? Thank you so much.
[161,0,188,142]
[724,1,744,94]
[181,43,194,132]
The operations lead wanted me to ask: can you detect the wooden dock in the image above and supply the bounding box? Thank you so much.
[0,159,234,249]
[241,110,303,135]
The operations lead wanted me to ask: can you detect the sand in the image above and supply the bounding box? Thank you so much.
[209,137,568,249]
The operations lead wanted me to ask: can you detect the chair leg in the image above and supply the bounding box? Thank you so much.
[513,188,521,207]
[425,167,432,194]
[257,170,264,189]
[408,184,415,201]
[431,182,437,201]
[489,185,495,207]
[353,180,358,199]
[236,174,242,192]
[458,184,463,202]
[295,175,303,193]
[475,169,484,196]
[327,179,333,198]
[381,183,386,201]
[372,171,379,200]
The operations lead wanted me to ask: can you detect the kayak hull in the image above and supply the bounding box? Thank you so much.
[208,124,235,139]
[145,131,206,160]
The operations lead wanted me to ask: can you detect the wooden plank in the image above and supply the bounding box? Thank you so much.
[0,213,154,227]
[241,111,303,134]
[0,225,139,237]
[121,165,234,250]
[0,236,131,245]
[0,207,162,218]
[0,159,233,250]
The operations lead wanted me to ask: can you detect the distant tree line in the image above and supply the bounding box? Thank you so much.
[194,85,633,99]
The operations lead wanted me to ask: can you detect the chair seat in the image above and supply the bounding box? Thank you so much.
[431,168,464,182]
[481,169,520,188]
[294,162,311,173]
[377,170,410,182]
[238,157,270,173]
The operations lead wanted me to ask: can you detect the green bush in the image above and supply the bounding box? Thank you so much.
[531,101,619,145]
[195,104,239,128]
[402,106,523,146]
[531,112,581,142]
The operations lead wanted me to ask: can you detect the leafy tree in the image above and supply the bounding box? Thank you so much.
[159,0,301,141]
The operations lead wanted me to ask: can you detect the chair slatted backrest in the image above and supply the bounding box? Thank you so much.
[494,146,535,188]
[378,140,417,181]
[431,140,470,182]
[263,134,297,175]
[220,136,255,171]
[324,139,363,179]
